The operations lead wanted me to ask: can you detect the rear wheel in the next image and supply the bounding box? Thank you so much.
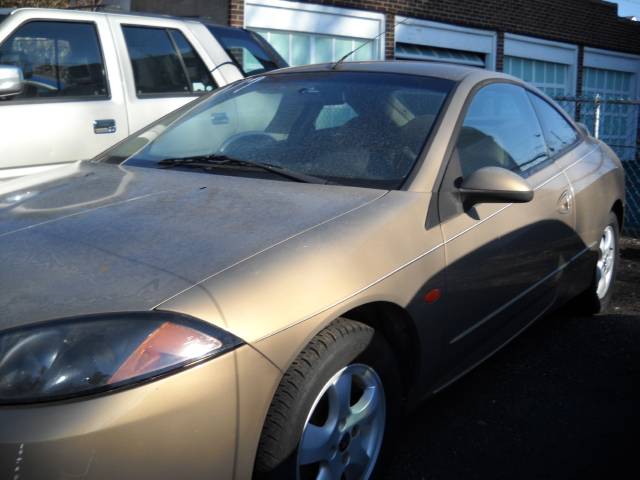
[254,318,400,480]
[575,211,620,314]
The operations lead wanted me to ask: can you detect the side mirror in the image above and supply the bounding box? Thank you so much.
[459,166,534,206]
[0,65,23,97]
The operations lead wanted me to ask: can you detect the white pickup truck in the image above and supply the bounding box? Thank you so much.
[0,8,286,178]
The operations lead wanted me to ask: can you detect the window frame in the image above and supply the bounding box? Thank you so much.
[429,78,585,229]
[0,18,111,106]
[449,81,553,180]
[121,24,216,100]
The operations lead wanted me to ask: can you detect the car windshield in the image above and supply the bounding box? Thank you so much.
[98,71,453,189]
[206,25,287,76]
[0,14,8,24]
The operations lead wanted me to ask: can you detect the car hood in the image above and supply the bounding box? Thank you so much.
[0,162,385,330]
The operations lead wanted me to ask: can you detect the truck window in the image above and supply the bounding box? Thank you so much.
[122,26,217,97]
[206,25,287,76]
[170,30,217,93]
[0,21,108,101]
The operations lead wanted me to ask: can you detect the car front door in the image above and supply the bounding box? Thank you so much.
[0,14,129,176]
[436,82,575,380]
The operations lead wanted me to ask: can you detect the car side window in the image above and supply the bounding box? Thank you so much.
[527,92,579,156]
[122,26,216,96]
[0,21,108,101]
[455,83,548,179]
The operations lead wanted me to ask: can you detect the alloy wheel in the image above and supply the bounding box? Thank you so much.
[596,225,616,299]
[297,364,386,480]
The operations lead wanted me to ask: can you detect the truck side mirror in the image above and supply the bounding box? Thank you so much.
[0,65,24,98]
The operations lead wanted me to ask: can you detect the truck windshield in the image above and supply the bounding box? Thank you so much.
[98,71,453,190]
[206,25,287,76]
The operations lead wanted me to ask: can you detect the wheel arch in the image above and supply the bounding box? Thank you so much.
[339,301,421,398]
[612,199,624,230]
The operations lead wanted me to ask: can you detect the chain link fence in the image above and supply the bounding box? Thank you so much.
[554,96,640,237]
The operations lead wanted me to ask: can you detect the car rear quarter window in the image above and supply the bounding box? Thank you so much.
[122,26,216,96]
[0,20,108,101]
[527,92,579,156]
[456,83,548,178]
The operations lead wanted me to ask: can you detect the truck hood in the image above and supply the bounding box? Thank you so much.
[0,162,385,330]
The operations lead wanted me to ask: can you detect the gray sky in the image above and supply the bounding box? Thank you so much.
[609,0,640,17]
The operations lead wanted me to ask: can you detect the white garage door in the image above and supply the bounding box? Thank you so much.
[504,56,571,97]
[252,29,375,66]
[582,67,637,160]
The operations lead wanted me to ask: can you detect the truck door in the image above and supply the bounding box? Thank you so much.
[108,16,225,133]
[0,11,129,176]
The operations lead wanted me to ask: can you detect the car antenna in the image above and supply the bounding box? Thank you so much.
[331,16,411,70]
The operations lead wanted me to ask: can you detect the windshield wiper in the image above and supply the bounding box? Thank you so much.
[158,154,329,184]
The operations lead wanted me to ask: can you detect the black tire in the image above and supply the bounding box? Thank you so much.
[254,318,401,479]
[575,211,620,314]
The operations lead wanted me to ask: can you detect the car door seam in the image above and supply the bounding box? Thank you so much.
[257,147,600,343]
[449,240,597,344]
[251,240,446,343]
[444,146,598,241]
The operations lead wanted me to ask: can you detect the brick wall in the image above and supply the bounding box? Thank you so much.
[132,0,228,24]
[229,0,640,60]
[229,0,244,27]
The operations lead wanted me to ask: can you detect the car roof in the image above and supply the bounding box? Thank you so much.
[264,60,515,84]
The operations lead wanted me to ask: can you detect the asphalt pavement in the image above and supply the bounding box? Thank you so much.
[385,237,640,480]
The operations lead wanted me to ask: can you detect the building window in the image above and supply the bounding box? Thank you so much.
[394,17,497,69]
[244,0,384,66]
[253,29,374,66]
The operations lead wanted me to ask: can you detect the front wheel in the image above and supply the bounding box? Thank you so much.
[254,319,400,480]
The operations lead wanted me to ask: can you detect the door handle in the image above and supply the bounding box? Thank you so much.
[94,119,116,134]
[557,190,573,214]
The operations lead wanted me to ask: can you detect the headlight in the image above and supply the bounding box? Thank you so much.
[0,311,242,404]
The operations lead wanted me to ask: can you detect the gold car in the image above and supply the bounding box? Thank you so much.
[0,62,625,480]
